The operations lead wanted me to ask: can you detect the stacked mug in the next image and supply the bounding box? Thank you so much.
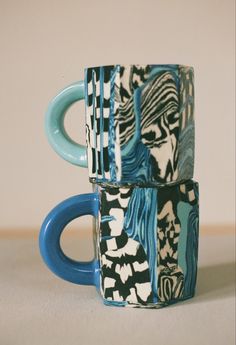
[39,64,199,308]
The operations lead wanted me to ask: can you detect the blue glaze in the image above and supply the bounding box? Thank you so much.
[178,120,195,179]
[92,71,98,177]
[184,186,199,297]
[149,64,179,77]
[122,141,150,183]
[84,68,88,105]
[101,235,114,241]
[122,67,181,184]
[177,201,192,277]
[39,193,99,285]
[83,64,194,186]
[149,65,179,94]
[101,215,115,223]
[103,299,128,307]
[45,81,88,167]
[176,183,199,299]
[121,70,154,183]
[124,188,158,303]
[108,66,118,181]
[179,96,194,113]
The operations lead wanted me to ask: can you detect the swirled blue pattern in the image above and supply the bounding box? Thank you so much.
[85,64,194,185]
[98,180,199,308]
[124,188,158,302]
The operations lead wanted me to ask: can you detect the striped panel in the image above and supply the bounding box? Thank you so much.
[178,66,195,180]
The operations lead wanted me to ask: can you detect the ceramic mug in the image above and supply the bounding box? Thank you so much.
[39,180,199,308]
[46,64,195,186]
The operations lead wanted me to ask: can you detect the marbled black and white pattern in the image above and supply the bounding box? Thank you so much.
[95,180,199,308]
[85,64,194,186]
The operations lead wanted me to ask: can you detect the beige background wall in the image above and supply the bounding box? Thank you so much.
[0,0,235,230]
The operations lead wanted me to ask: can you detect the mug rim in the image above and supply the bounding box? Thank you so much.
[85,63,193,70]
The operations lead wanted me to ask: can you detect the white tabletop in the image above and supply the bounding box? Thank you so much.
[0,227,235,345]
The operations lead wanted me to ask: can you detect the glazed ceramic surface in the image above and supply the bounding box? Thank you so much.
[85,64,194,186]
[39,180,199,308]
[45,64,194,186]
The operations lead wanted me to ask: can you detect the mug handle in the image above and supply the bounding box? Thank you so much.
[45,81,88,167]
[39,193,99,285]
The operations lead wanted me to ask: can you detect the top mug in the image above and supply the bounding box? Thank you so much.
[46,64,194,186]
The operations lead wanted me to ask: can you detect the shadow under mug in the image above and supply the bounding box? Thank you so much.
[39,180,199,308]
[45,64,195,186]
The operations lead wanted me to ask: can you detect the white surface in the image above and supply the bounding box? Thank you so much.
[0,0,235,228]
[0,231,235,345]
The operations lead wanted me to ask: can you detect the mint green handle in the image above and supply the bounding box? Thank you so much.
[45,81,88,167]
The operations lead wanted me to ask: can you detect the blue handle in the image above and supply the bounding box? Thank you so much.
[45,81,88,167]
[39,193,99,285]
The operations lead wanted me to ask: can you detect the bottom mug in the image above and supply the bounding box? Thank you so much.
[39,180,199,308]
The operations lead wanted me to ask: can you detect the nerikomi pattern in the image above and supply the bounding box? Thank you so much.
[96,180,199,308]
[85,64,194,186]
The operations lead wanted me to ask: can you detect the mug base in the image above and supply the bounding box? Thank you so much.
[102,293,196,309]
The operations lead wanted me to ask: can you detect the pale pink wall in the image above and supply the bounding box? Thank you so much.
[0,0,235,229]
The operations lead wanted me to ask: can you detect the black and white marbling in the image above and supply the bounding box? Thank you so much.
[85,64,194,186]
[95,180,199,308]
